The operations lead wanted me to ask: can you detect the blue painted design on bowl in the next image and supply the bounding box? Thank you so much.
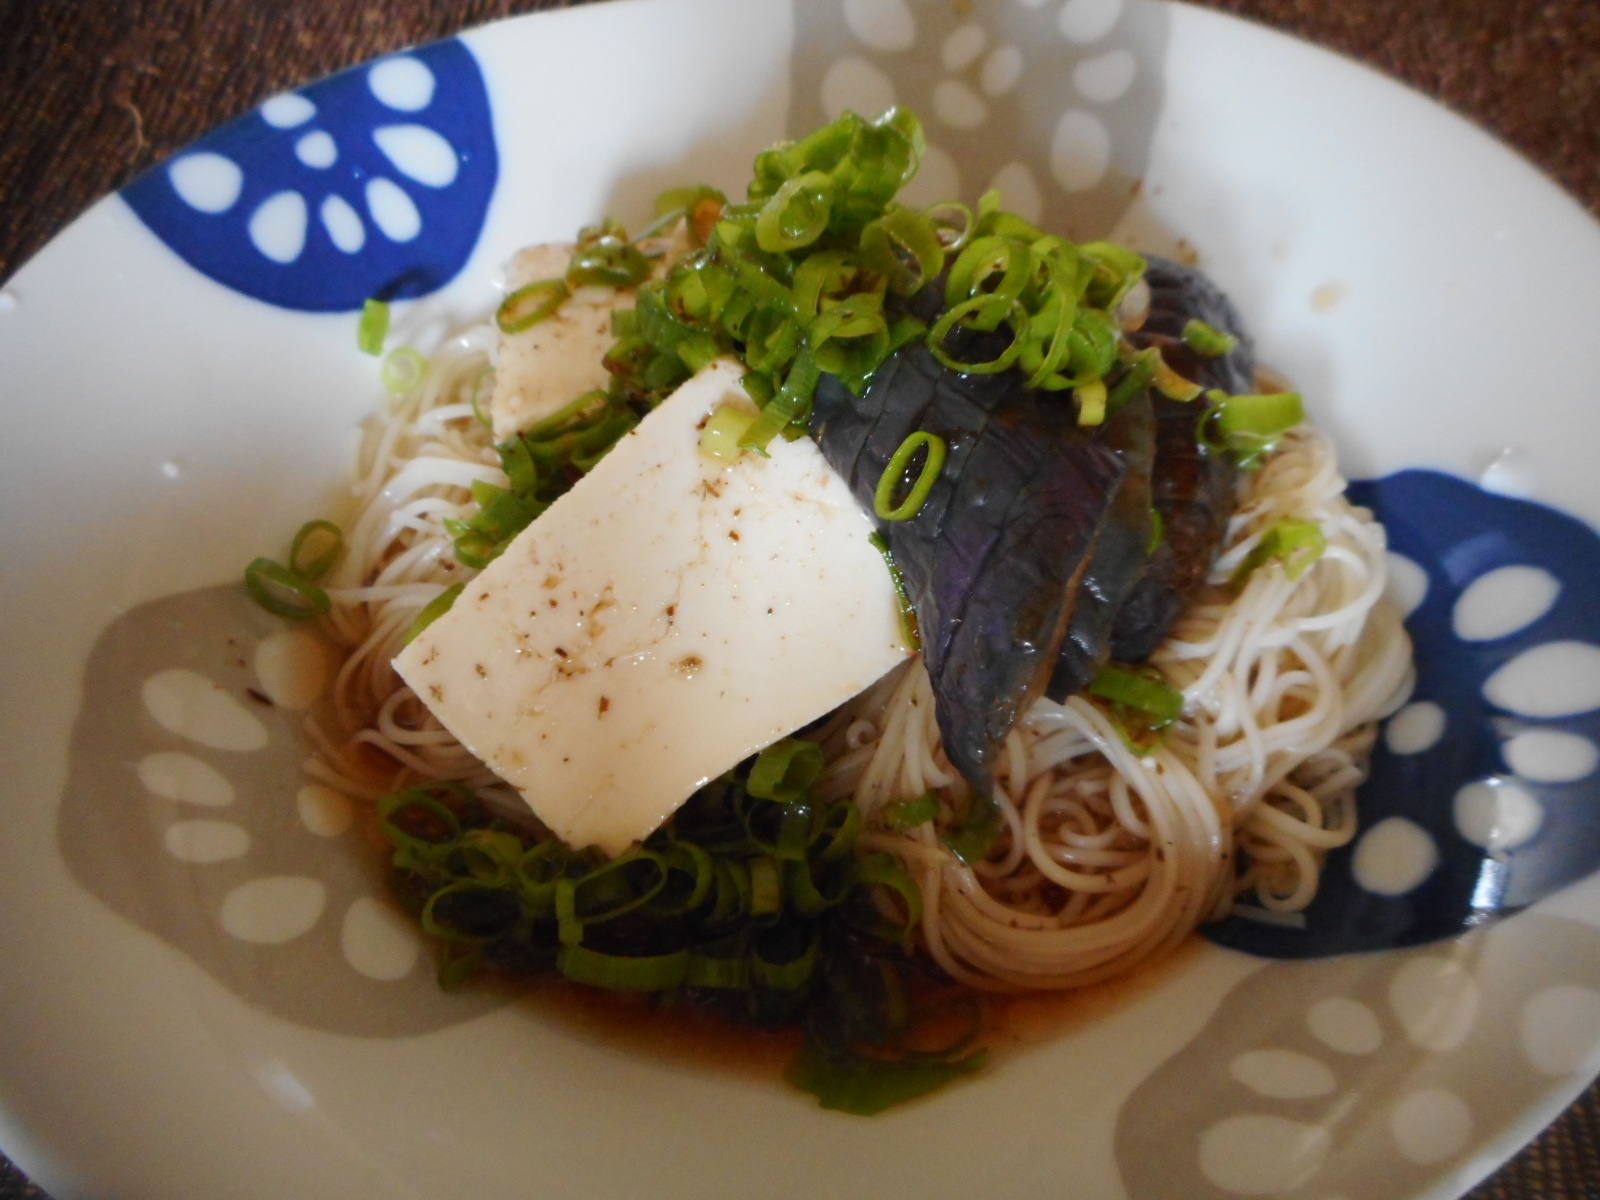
[1207,469,1600,958]
[122,39,496,312]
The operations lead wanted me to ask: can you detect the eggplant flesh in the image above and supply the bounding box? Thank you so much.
[1045,392,1155,701]
[1108,257,1256,663]
[811,342,1127,795]
[808,257,1255,795]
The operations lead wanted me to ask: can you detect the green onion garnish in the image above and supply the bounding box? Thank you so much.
[404,582,464,645]
[1231,518,1328,587]
[1204,390,1306,467]
[381,346,427,396]
[941,793,1001,865]
[746,737,826,806]
[357,298,389,356]
[288,519,343,581]
[868,532,921,651]
[468,367,495,428]
[874,431,946,522]
[883,792,938,830]
[557,944,690,992]
[1182,318,1238,357]
[1076,379,1108,426]
[789,1042,987,1116]
[245,519,344,619]
[244,557,330,620]
[756,171,834,253]
[697,403,758,462]
[1088,664,1185,725]
[566,218,653,289]
[497,277,569,334]
[1152,354,1202,402]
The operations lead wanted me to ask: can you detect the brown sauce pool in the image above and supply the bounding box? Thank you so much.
[491,936,1206,1087]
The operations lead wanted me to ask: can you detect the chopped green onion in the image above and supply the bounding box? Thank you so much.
[1205,390,1306,467]
[357,298,389,356]
[750,856,783,915]
[404,583,464,645]
[566,219,653,289]
[497,278,569,333]
[1182,318,1238,357]
[1152,354,1202,402]
[874,431,946,522]
[883,792,938,830]
[469,367,495,427]
[739,345,820,453]
[941,794,1001,865]
[381,346,428,395]
[922,199,974,252]
[288,519,343,581]
[556,944,689,992]
[1231,518,1328,586]
[874,432,945,521]
[747,738,826,805]
[698,403,758,462]
[789,1043,987,1116]
[244,557,330,620]
[1076,379,1108,426]
[752,928,821,990]
[859,206,944,296]
[868,532,921,652]
[1106,346,1160,415]
[685,952,749,989]
[849,853,923,941]
[1088,664,1184,724]
[756,171,833,253]
[927,294,1027,374]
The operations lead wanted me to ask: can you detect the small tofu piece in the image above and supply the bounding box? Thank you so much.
[490,243,619,441]
[490,225,693,440]
[396,359,911,856]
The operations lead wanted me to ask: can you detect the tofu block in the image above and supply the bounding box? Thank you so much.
[396,359,911,856]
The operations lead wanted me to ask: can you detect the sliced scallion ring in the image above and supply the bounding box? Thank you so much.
[755,170,833,253]
[469,367,495,428]
[1088,664,1185,724]
[556,944,690,992]
[874,431,947,522]
[244,557,330,620]
[381,346,427,395]
[698,404,758,463]
[357,298,389,355]
[404,582,464,645]
[1230,518,1328,586]
[1181,318,1239,357]
[288,519,343,581]
[497,277,569,333]
[883,792,938,830]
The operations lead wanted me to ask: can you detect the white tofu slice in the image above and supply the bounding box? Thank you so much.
[396,359,911,856]
[489,243,620,441]
[490,226,692,440]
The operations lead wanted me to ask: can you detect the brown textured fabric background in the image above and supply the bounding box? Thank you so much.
[1,0,1598,1197]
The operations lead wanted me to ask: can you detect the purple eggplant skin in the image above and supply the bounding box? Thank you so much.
[1046,391,1156,701]
[811,340,1128,796]
[1108,256,1257,663]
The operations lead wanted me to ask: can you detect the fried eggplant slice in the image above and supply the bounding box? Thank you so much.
[812,344,1127,795]
[1109,257,1256,662]
[1046,391,1156,700]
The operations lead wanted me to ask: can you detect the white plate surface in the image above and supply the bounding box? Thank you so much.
[4,2,1600,1198]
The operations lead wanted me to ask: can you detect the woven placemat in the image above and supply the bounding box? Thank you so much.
[2,1,1598,1197]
